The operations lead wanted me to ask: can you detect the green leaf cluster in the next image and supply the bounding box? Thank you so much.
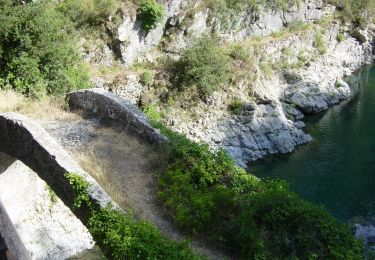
[326,0,375,27]
[58,0,118,27]
[65,173,202,259]
[154,125,363,258]
[65,173,92,209]
[89,208,202,260]
[0,0,90,97]
[175,36,229,97]
[138,0,165,31]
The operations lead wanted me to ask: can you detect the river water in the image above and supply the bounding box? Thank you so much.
[251,65,375,221]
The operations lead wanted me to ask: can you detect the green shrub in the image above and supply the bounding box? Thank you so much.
[228,44,250,62]
[336,29,345,42]
[58,0,118,27]
[228,99,244,115]
[0,0,90,97]
[65,173,92,209]
[313,32,327,54]
[231,189,362,259]
[89,208,201,260]
[138,0,165,31]
[326,0,375,27]
[141,70,154,86]
[175,36,229,97]
[150,122,363,258]
[65,173,202,259]
[143,104,162,122]
[287,20,309,32]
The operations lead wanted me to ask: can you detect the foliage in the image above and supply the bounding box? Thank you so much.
[174,36,229,97]
[0,0,90,97]
[89,208,202,260]
[151,124,363,258]
[65,173,92,209]
[204,0,302,22]
[287,20,309,32]
[58,0,118,27]
[336,29,345,42]
[326,0,375,27]
[228,44,250,62]
[143,104,162,122]
[232,189,362,259]
[228,99,244,115]
[65,173,202,259]
[141,70,154,86]
[313,32,327,54]
[138,0,165,31]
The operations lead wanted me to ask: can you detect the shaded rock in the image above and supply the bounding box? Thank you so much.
[0,159,95,260]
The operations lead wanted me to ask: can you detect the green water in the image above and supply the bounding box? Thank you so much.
[251,65,375,221]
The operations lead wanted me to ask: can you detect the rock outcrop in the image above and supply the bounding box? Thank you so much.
[83,0,375,166]
[0,156,95,260]
[103,0,336,66]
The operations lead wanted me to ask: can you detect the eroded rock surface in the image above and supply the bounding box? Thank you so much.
[0,156,95,260]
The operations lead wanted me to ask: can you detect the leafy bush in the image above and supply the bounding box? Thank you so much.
[175,36,229,97]
[0,0,90,97]
[287,20,309,32]
[231,189,362,259]
[58,0,118,27]
[89,208,201,260]
[152,124,363,258]
[141,70,154,86]
[228,44,250,62]
[336,29,345,42]
[138,0,165,31]
[65,173,92,209]
[228,99,244,115]
[313,32,327,54]
[326,0,375,27]
[65,173,202,259]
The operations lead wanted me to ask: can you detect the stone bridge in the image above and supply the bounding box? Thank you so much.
[0,88,167,259]
[0,112,113,259]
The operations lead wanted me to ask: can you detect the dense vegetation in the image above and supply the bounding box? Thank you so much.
[65,173,202,259]
[327,0,375,27]
[57,0,118,27]
[1,0,370,258]
[174,36,229,97]
[143,120,363,259]
[0,0,90,97]
[138,0,165,31]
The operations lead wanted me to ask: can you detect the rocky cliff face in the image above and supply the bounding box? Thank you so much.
[95,0,335,66]
[84,0,375,167]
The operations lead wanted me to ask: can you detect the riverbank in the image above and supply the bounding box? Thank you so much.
[252,65,375,221]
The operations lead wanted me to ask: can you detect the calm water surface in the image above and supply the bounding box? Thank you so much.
[251,65,375,221]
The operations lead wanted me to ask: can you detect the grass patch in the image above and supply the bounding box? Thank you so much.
[0,90,76,121]
[228,99,244,115]
[313,32,327,54]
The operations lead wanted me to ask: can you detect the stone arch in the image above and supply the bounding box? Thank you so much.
[0,112,113,220]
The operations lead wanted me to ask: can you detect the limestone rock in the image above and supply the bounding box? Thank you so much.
[0,159,95,260]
